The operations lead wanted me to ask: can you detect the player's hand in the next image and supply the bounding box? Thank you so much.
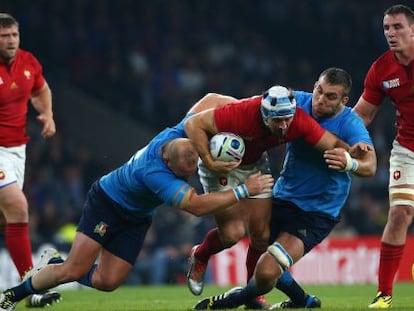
[324,147,349,171]
[244,172,274,196]
[206,159,241,174]
[37,114,56,138]
[349,142,373,159]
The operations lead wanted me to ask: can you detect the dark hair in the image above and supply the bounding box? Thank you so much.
[385,4,414,24]
[319,67,352,96]
[0,13,18,28]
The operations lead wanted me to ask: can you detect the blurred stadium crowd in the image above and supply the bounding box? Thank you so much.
[1,0,413,284]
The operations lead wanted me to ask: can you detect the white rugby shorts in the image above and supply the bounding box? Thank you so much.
[198,152,272,199]
[389,140,414,208]
[0,145,26,189]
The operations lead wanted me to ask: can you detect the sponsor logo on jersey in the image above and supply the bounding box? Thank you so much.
[94,221,108,237]
[382,78,400,89]
[24,70,31,79]
[0,171,5,179]
[393,170,401,180]
[0,76,3,85]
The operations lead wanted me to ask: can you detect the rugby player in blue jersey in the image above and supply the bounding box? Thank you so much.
[193,67,377,310]
[0,96,274,311]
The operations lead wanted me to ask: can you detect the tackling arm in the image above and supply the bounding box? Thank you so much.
[188,93,237,114]
[180,172,274,216]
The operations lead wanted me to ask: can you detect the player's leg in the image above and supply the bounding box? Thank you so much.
[244,197,272,309]
[0,146,61,309]
[0,231,101,310]
[188,202,247,295]
[369,143,414,309]
[193,236,295,310]
[187,162,247,295]
[89,214,151,291]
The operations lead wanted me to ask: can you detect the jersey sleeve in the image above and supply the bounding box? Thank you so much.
[361,62,385,106]
[295,108,326,145]
[28,52,46,92]
[340,112,373,146]
[144,167,193,209]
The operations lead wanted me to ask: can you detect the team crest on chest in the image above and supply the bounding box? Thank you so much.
[0,76,3,85]
[24,70,31,79]
[0,171,5,180]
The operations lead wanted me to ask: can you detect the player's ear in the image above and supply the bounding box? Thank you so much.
[341,95,350,105]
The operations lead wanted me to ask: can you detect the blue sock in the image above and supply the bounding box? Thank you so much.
[229,278,264,306]
[77,264,97,288]
[7,277,37,302]
[275,270,306,305]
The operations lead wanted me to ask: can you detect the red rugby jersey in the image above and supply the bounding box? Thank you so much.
[0,49,45,147]
[214,96,325,165]
[362,50,414,151]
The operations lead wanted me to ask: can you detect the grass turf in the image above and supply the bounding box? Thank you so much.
[14,282,413,310]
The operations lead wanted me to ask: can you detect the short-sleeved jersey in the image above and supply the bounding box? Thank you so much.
[99,114,194,219]
[213,96,325,165]
[362,50,414,151]
[274,91,373,218]
[0,49,45,147]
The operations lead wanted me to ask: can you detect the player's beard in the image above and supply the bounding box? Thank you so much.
[0,47,17,64]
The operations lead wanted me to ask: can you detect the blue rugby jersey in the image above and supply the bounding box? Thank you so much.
[99,114,194,218]
[273,91,373,218]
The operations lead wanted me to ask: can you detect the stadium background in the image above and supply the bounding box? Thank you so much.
[0,0,413,287]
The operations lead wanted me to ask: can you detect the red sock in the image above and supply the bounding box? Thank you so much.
[5,223,33,278]
[246,245,265,282]
[196,228,226,263]
[377,242,404,296]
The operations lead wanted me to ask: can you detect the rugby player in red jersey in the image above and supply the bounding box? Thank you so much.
[353,4,414,309]
[0,13,59,308]
[185,85,347,309]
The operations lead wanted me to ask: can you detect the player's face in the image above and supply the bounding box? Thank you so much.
[266,116,293,137]
[383,13,414,53]
[0,24,19,63]
[312,78,349,119]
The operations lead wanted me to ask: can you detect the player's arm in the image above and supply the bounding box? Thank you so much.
[352,97,379,127]
[30,82,56,138]
[324,144,376,177]
[188,93,237,114]
[179,172,274,216]
[185,109,239,173]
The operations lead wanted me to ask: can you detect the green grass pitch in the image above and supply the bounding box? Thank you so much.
[13,283,413,310]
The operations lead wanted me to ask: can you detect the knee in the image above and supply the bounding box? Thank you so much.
[389,205,414,226]
[219,226,246,246]
[249,230,270,250]
[94,276,122,292]
[2,197,28,222]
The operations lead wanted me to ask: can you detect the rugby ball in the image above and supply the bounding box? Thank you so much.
[209,132,245,162]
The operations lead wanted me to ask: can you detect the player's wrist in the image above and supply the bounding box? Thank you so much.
[343,151,359,172]
[233,184,249,201]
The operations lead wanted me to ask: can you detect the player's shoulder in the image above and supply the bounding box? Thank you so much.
[372,50,395,68]
[16,48,39,62]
